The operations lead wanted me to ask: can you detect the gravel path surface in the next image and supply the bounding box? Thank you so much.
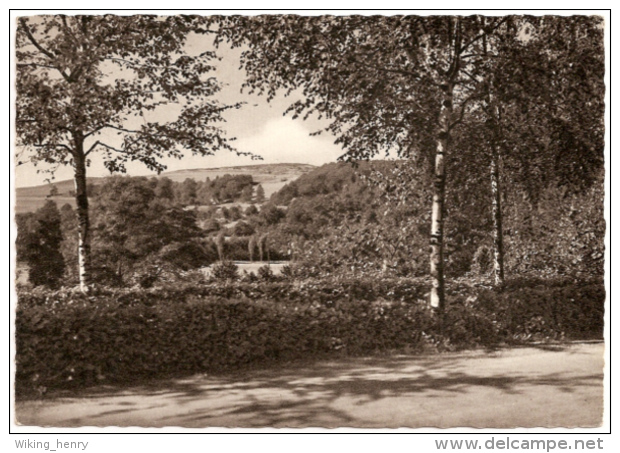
[15,343,604,428]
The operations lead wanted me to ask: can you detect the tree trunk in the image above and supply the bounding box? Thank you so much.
[248,237,255,262]
[486,83,506,287]
[429,82,453,310]
[258,234,267,262]
[215,233,225,261]
[490,145,505,287]
[482,26,505,287]
[72,135,91,292]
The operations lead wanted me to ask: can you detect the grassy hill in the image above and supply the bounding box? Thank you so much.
[14,163,315,213]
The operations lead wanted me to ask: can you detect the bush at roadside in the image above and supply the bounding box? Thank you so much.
[15,277,604,395]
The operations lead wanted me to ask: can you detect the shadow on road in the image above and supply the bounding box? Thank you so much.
[20,344,602,428]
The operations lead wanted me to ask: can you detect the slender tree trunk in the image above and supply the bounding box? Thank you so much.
[248,237,255,262]
[117,259,124,287]
[482,25,505,287]
[216,232,225,261]
[490,144,505,286]
[486,84,506,287]
[429,16,462,311]
[258,234,267,262]
[72,134,91,292]
[429,81,453,310]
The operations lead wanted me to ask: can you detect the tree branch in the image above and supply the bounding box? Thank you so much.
[83,125,108,139]
[100,124,142,134]
[32,143,73,153]
[18,18,72,82]
[461,68,482,84]
[459,17,510,55]
[60,15,80,46]
[85,140,125,156]
[18,18,56,60]
[449,91,485,130]
[17,62,58,70]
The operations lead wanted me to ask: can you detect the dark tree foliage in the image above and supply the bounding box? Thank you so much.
[255,184,266,203]
[233,220,255,237]
[90,176,204,285]
[245,204,259,216]
[16,200,65,288]
[188,174,254,205]
[260,204,286,226]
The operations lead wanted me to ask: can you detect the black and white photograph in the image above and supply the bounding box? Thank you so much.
[11,9,609,432]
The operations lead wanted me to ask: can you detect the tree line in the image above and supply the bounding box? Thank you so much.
[16,175,287,288]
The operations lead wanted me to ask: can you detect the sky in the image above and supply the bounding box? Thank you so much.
[14,25,346,188]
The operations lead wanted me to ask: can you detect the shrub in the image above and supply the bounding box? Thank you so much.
[471,245,493,275]
[245,204,259,216]
[210,261,239,281]
[233,221,255,237]
[225,237,251,261]
[15,277,604,395]
[472,280,605,341]
[15,290,435,394]
[240,270,258,283]
[257,265,275,281]
[158,241,215,270]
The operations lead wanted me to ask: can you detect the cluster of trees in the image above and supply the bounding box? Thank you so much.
[17,177,218,288]
[16,201,65,288]
[16,174,287,288]
[145,174,262,206]
[16,15,605,310]
[212,14,604,308]
[254,161,603,281]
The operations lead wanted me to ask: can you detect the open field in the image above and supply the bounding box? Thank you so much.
[14,196,76,214]
[201,261,288,277]
[15,342,604,428]
[14,163,314,213]
[15,164,315,213]
[160,163,314,198]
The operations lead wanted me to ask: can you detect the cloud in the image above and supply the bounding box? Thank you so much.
[234,117,344,165]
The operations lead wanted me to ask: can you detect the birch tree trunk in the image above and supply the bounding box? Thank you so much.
[486,84,506,287]
[248,236,256,262]
[429,81,454,310]
[429,16,463,311]
[483,27,505,287]
[490,142,505,286]
[72,133,91,292]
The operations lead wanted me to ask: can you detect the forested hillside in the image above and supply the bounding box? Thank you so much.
[264,161,604,280]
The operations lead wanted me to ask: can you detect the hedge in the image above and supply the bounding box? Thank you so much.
[15,277,604,396]
[17,276,431,305]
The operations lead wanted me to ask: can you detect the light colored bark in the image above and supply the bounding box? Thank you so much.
[248,236,256,262]
[72,136,91,292]
[258,234,267,262]
[429,17,462,311]
[429,82,453,310]
[483,26,505,287]
[490,145,505,286]
[486,84,506,287]
[216,232,225,261]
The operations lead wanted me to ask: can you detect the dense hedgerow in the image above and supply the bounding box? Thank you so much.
[15,277,604,395]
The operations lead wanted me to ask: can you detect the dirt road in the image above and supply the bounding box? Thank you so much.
[15,343,604,428]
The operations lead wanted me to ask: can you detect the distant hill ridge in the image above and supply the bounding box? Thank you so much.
[164,163,315,174]
[15,163,316,213]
